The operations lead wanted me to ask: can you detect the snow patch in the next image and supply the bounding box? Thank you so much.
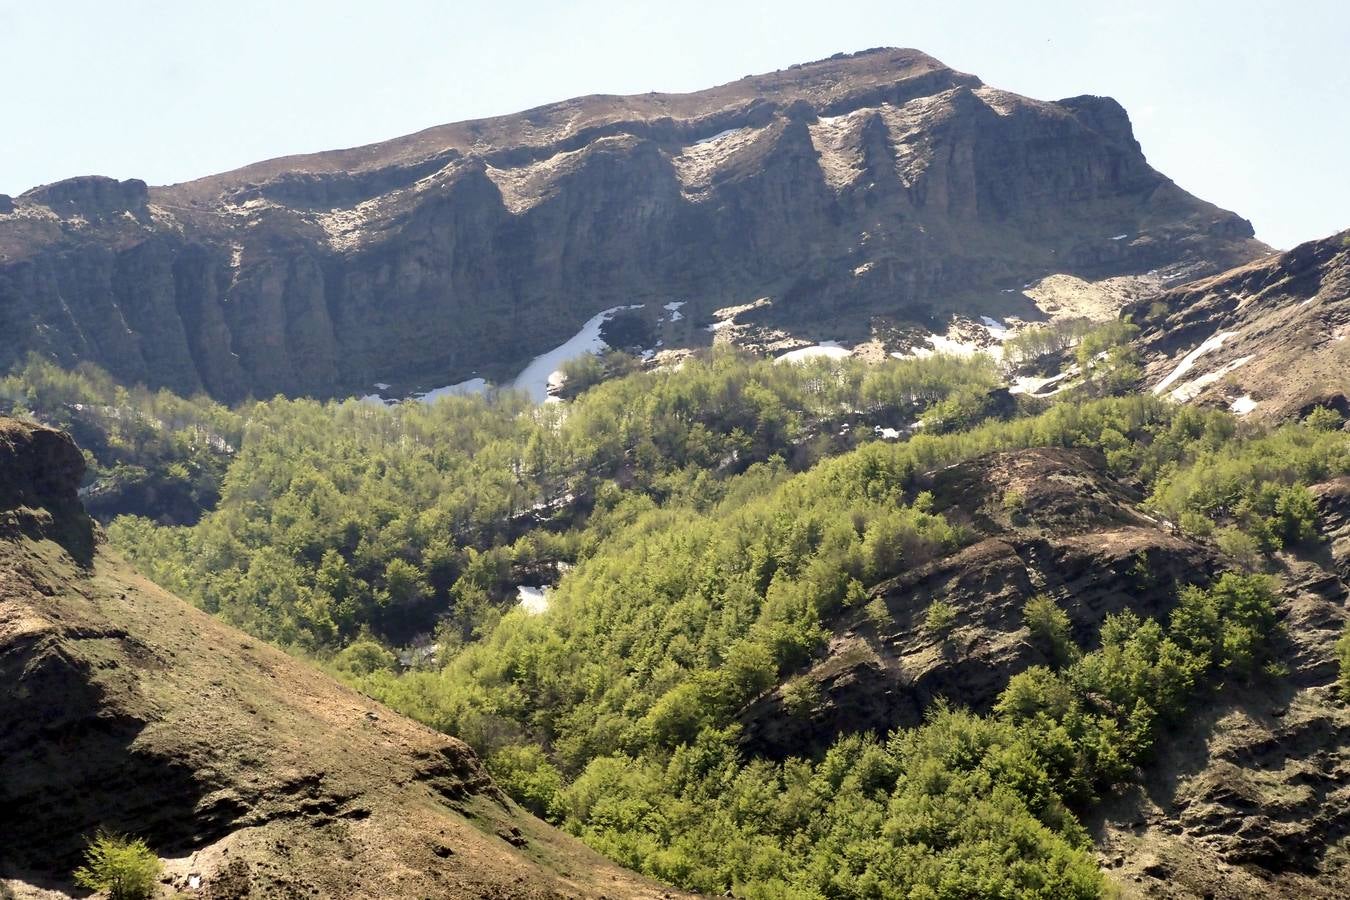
[1169,356,1252,402]
[1230,395,1258,415]
[695,128,745,145]
[517,585,549,615]
[511,305,641,403]
[980,316,1011,341]
[1110,233,1129,241]
[853,261,875,277]
[417,378,488,403]
[1010,371,1072,396]
[775,341,852,364]
[874,426,902,440]
[664,300,686,322]
[1152,331,1238,396]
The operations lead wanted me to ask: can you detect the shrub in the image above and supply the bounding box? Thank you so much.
[1024,594,1077,667]
[73,831,163,900]
[863,595,892,628]
[1304,405,1343,432]
[334,638,396,675]
[1214,526,1261,570]
[781,674,822,717]
[487,744,564,821]
[924,599,958,638]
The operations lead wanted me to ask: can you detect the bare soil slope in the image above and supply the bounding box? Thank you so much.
[0,419,685,899]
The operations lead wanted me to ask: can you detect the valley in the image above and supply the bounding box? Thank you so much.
[1,43,1348,900]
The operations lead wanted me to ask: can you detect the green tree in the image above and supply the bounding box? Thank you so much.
[924,599,958,638]
[73,831,163,900]
[1024,594,1077,667]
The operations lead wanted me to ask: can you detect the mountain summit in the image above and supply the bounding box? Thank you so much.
[0,48,1265,401]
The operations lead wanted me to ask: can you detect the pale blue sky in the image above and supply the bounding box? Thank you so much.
[2,0,1345,249]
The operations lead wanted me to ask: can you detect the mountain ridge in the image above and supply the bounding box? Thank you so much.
[0,48,1266,403]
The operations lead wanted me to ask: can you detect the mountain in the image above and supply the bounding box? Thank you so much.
[0,48,1266,403]
[1131,229,1350,420]
[0,418,683,899]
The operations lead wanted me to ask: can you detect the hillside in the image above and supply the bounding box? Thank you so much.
[0,418,685,899]
[1130,230,1350,421]
[0,48,1265,402]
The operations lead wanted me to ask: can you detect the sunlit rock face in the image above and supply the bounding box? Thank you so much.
[0,48,1265,401]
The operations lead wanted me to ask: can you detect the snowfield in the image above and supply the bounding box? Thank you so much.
[775,341,852,364]
[517,585,549,614]
[511,305,641,403]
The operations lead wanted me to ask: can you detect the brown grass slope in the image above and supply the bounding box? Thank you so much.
[0,418,685,899]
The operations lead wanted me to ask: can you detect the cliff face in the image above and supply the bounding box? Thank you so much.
[0,418,684,899]
[0,49,1265,401]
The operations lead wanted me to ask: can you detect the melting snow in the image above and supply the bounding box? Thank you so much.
[417,378,488,403]
[1152,332,1238,396]
[1110,233,1129,241]
[517,585,549,614]
[1010,371,1072,396]
[775,341,852,364]
[1168,356,1253,402]
[980,316,1011,341]
[853,261,875,277]
[373,382,391,390]
[511,305,641,403]
[1230,395,1258,415]
[664,300,685,322]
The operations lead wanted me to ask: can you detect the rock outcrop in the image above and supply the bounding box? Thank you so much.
[0,49,1266,401]
[738,447,1219,758]
[0,418,682,899]
[1129,229,1350,421]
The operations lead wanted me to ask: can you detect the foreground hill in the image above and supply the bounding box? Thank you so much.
[0,48,1265,401]
[0,418,683,898]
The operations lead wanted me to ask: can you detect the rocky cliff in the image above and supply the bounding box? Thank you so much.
[0,419,684,899]
[0,48,1266,401]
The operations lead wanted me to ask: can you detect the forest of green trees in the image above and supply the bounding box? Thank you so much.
[3,336,1347,898]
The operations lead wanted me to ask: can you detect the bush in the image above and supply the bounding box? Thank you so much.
[1024,594,1077,667]
[1214,526,1261,570]
[1304,405,1343,432]
[73,831,163,900]
[863,596,892,628]
[487,744,564,821]
[334,638,396,675]
[924,599,958,638]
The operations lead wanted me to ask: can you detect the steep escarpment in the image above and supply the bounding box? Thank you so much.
[1130,229,1350,421]
[0,419,682,899]
[0,48,1265,401]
